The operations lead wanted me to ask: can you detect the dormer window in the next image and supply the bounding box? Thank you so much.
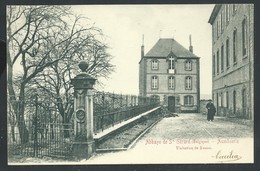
[151,60,159,70]
[168,56,175,70]
[167,55,176,74]
[185,60,192,71]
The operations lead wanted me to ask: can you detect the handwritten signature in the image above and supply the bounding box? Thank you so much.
[213,150,242,162]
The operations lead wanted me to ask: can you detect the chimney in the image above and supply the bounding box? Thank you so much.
[189,35,193,53]
[141,34,144,58]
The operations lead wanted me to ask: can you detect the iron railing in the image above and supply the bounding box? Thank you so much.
[8,120,74,159]
[8,92,160,160]
[93,92,160,133]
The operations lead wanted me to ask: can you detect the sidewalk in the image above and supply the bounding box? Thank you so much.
[215,116,253,128]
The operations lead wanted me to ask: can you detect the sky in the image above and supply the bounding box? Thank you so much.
[71,5,215,98]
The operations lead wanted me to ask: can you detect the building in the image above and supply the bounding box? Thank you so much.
[208,4,254,120]
[139,37,200,113]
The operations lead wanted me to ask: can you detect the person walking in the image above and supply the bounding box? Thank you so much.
[206,99,216,121]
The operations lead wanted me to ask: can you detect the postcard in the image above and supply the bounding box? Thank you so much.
[6,4,254,165]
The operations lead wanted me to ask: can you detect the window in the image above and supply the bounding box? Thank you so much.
[168,56,175,69]
[233,29,237,64]
[213,54,216,76]
[242,89,247,116]
[216,92,219,108]
[221,44,224,72]
[216,20,219,38]
[218,18,221,36]
[168,76,175,89]
[233,90,236,114]
[185,60,192,70]
[151,95,160,103]
[226,38,230,67]
[217,50,219,74]
[220,12,223,33]
[226,91,229,109]
[232,4,237,15]
[221,92,223,107]
[151,60,159,70]
[226,5,230,24]
[218,93,222,107]
[184,95,194,106]
[242,18,247,56]
[151,76,158,89]
[185,76,192,90]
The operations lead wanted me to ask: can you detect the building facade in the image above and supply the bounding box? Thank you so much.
[139,38,200,113]
[208,4,254,120]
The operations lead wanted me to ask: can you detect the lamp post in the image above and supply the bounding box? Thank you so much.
[71,60,96,160]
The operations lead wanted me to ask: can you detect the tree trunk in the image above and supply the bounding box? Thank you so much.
[7,87,29,144]
[11,125,16,142]
[58,101,71,138]
[8,113,17,142]
[17,119,29,143]
[18,86,30,143]
[63,117,70,138]
[49,113,54,140]
[7,54,29,144]
[50,124,54,140]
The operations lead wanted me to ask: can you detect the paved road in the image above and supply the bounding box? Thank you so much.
[84,114,253,164]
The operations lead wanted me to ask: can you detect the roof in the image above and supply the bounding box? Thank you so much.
[145,38,198,58]
[208,4,222,25]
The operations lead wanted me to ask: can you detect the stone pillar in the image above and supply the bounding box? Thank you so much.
[71,61,96,160]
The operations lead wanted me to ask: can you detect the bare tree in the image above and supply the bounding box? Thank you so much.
[7,6,114,142]
[29,24,114,138]
[7,6,71,143]
[7,101,17,142]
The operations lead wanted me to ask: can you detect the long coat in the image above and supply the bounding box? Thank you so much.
[206,102,216,120]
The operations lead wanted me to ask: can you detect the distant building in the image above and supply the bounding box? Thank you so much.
[139,37,200,113]
[208,4,254,120]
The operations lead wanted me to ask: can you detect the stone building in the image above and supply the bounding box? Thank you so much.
[139,37,200,113]
[208,4,254,120]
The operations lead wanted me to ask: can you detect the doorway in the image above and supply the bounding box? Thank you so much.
[216,92,219,116]
[242,89,247,118]
[233,91,236,114]
[168,96,175,112]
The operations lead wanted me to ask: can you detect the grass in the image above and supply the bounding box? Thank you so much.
[97,113,162,149]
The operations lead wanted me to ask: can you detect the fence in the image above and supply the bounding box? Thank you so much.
[8,121,74,159]
[93,91,160,133]
[8,92,160,160]
[8,96,74,159]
